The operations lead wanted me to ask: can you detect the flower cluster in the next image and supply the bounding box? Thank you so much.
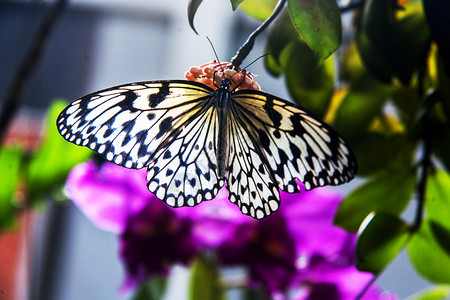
[65,161,396,299]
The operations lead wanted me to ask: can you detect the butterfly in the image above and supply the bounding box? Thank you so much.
[57,61,357,219]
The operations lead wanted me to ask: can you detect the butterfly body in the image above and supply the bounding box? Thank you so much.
[215,77,232,179]
[57,71,356,219]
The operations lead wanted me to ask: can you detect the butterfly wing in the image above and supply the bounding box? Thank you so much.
[226,90,357,218]
[57,80,223,206]
[226,106,281,219]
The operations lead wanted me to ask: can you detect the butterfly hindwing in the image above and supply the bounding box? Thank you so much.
[146,101,224,207]
[226,106,281,219]
[231,90,357,196]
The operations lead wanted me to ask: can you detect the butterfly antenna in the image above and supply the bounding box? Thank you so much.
[206,36,224,72]
[242,53,271,70]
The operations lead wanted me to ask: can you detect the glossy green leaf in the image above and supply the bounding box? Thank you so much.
[433,131,450,175]
[284,40,334,118]
[406,285,450,300]
[0,147,22,229]
[426,170,450,228]
[356,30,394,84]
[358,0,430,85]
[429,221,450,256]
[333,77,391,138]
[390,8,430,85]
[425,170,450,254]
[335,169,416,232]
[392,86,422,127]
[264,9,298,75]
[287,0,342,64]
[356,213,410,274]
[230,0,245,10]
[408,220,450,284]
[239,0,277,20]
[133,276,168,300]
[187,0,203,34]
[26,100,91,201]
[188,256,225,300]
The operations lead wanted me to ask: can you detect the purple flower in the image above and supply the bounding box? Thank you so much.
[279,187,397,300]
[176,188,250,248]
[65,161,200,292]
[217,211,298,294]
[65,161,149,233]
[119,197,198,292]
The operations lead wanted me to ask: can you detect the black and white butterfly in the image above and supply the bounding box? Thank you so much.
[57,65,357,219]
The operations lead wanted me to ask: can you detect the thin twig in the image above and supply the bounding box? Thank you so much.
[230,0,286,67]
[0,0,68,143]
[355,275,377,300]
[412,55,432,232]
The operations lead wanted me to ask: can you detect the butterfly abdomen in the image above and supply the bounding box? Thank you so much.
[216,78,232,179]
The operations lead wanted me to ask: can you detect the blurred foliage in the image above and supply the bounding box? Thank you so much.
[0,100,91,230]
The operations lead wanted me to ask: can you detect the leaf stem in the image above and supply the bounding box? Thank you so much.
[355,275,377,300]
[412,73,432,232]
[230,0,286,67]
[0,0,67,144]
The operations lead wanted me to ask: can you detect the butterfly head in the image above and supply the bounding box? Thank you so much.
[185,61,260,91]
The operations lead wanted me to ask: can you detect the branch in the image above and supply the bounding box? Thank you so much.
[231,0,287,67]
[0,0,68,143]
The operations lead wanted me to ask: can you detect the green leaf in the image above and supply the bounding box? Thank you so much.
[425,170,450,254]
[358,0,430,85]
[426,170,450,226]
[133,276,168,300]
[408,220,450,284]
[284,40,334,118]
[0,147,22,229]
[333,77,391,138]
[188,256,225,300]
[230,0,245,10]
[335,169,416,232]
[26,100,91,201]
[350,133,414,176]
[406,285,450,300]
[356,213,410,274]
[187,0,203,34]
[355,30,394,84]
[264,9,298,75]
[429,221,450,256]
[287,0,342,64]
[239,0,277,21]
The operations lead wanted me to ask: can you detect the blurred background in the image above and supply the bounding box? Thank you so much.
[0,0,432,299]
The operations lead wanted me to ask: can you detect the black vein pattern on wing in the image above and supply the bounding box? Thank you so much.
[57,81,215,170]
[145,98,223,208]
[226,98,281,219]
[231,89,357,193]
